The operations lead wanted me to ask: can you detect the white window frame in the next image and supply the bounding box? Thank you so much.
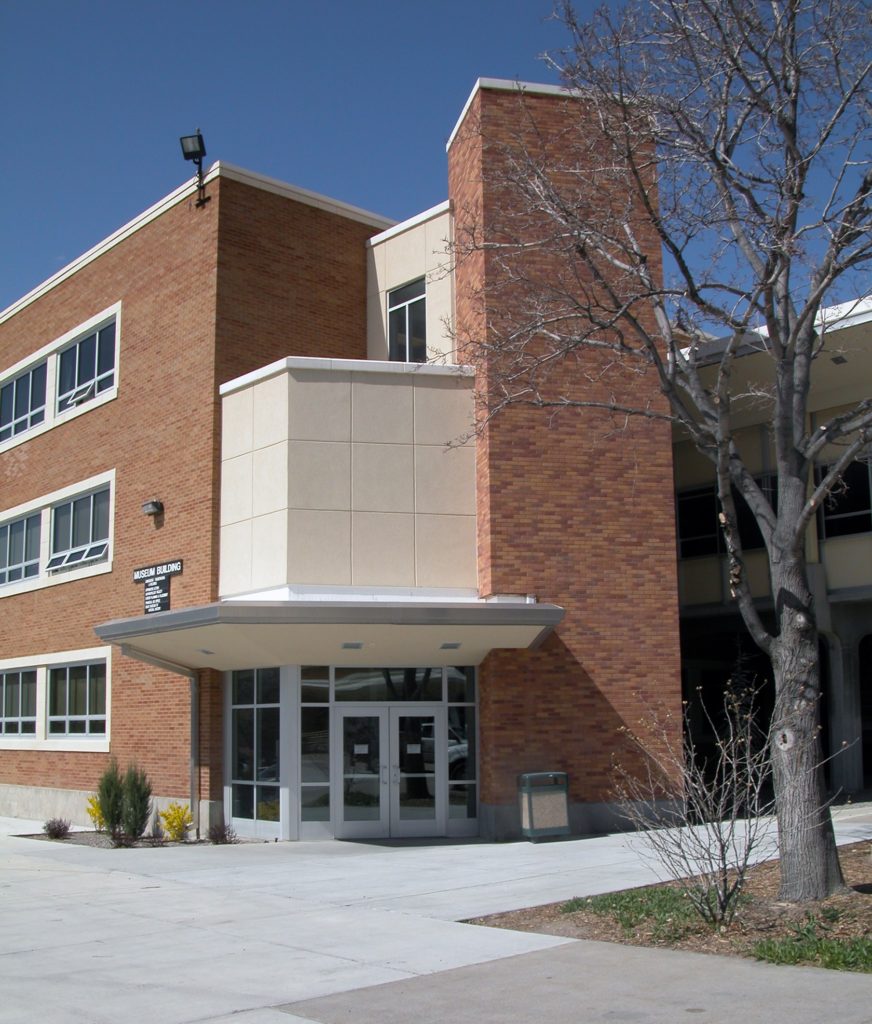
[0,511,41,585]
[0,360,47,442]
[47,661,108,738]
[0,303,121,456]
[387,278,426,363]
[0,470,115,599]
[0,647,112,752]
[0,668,38,736]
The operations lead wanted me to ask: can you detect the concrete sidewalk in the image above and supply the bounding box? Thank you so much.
[1,806,870,1024]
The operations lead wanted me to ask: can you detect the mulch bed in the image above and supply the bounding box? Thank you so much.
[469,841,872,962]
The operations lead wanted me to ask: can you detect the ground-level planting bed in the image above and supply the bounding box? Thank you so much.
[470,842,872,972]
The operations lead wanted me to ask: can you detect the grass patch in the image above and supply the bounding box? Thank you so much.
[562,885,699,940]
[752,914,872,972]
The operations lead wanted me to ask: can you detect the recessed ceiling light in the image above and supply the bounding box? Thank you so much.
[341,641,364,650]
[831,354,848,365]
[440,642,462,650]
[197,648,214,655]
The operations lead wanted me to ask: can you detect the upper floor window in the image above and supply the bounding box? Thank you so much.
[57,320,116,413]
[0,362,47,442]
[47,487,110,571]
[388,279,426,363]
[818,460,872,539]
[676,477,775,558]
[0,513,41,586]
[0,305,120,452]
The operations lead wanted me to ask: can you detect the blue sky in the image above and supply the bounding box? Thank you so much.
[0,0,597,311]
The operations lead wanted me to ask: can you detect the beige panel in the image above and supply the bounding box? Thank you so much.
[252,373,290,450]
[352,442,414,513]
[367,293,388,362]
[366,242,386,298]
[352,374,414,443]
[222,387,253,460]
[219,520,253,596]
[287,510,351,585]
[383,222,427,290]
[673,441,715,489]
[426,270,454,361]
[822,534,872,589]
[733,426,765,475]
[220,453,253,527]
[288,371,351,442]
[424,212,451,268]
[250,510,289,591]
[287,441,351,511]
[414,376,474,446]
[252,442,289,518]
[745,550,772,598]
[352,512,415,586]
[416,514,477,589]
[415,444,476,516]
[678,556,723,606]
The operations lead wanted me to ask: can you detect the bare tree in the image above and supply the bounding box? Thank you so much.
[453,1,871,899]
[615,678,775,926]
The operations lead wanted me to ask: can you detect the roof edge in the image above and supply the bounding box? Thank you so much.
[446,77,570,152]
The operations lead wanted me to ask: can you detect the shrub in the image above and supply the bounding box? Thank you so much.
[43,818,71,840]
[149,811,166,846]
[121,763,152,841]
[97,759,125,842]
[207,822,238,845]
[160,802,193,843]
[85,795,105,832]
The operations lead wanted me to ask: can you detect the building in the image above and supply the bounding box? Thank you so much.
[674,297,872,795]
[10,77,866,843]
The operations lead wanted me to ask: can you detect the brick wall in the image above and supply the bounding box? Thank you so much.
[448,85,682,825]
[0,173,383,811]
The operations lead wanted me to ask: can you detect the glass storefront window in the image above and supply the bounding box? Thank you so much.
[231,668,280,822]
[334,667,442,702]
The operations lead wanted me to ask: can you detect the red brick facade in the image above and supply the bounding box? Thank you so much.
[0,174,380,813]
[448,85,682,832]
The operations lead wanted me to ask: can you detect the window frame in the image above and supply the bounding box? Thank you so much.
[0,360,47,442]
[0,648,111,752]
[387,278,426,363]
[0,669,37,735]
[0,304,121,455]
[0,511,41,586]
[816,460,872,540]
[48,661,107,737]
[0,471,115,599]
[47,487,111,572]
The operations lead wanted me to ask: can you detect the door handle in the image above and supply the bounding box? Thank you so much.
[391,765,400,785]
[380,765,388,785]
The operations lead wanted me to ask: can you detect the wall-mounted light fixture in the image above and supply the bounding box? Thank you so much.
[179,130,210,207]
[142,499,164,517]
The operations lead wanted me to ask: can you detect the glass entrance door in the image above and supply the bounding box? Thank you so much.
[390,708,445,838]
[335,706,446,839]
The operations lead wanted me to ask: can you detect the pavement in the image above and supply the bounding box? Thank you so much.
[1,805,871,1024]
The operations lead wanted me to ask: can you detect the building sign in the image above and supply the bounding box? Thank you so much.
[133,560,183,614]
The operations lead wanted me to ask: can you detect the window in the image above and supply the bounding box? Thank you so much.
[231,668,280,822]
[48,662,106,735]
[57,320,116,412]
[0,513,40,585]
[676,477,775,558]
[818,460,872,539]
[47,488,110,571]
[0,362,46,441]
[388,279,426,362]
[0,305,119,452]
[0,670,37,734]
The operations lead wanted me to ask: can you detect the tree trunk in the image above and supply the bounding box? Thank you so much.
[769,561,845,900]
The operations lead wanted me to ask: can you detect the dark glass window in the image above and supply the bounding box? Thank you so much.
[48,663,106,735]
[57,320,116,412]
[388,279,426,363]
[818,461,872,539]
[47,487,110,571]
[676,478,775,558]
[0,362,46,442]
[0,513,40,585]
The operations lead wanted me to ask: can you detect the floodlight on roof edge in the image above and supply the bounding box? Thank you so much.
[179,130,210,208]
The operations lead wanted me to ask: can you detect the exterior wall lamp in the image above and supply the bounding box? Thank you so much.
[179,131,210,208]
[142,499,164,517]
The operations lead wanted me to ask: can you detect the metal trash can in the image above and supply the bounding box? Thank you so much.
[518,771,570,841]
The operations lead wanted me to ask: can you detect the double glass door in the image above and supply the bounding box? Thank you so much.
[336,706,446,838]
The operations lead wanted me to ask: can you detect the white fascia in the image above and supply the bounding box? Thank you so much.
[446,77,572,151]
[219,354,473,398]
[367,201,451,247]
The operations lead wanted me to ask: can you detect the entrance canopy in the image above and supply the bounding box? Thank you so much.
[94,599,564,672]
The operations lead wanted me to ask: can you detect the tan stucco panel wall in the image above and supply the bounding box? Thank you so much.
[220,362,475,594]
